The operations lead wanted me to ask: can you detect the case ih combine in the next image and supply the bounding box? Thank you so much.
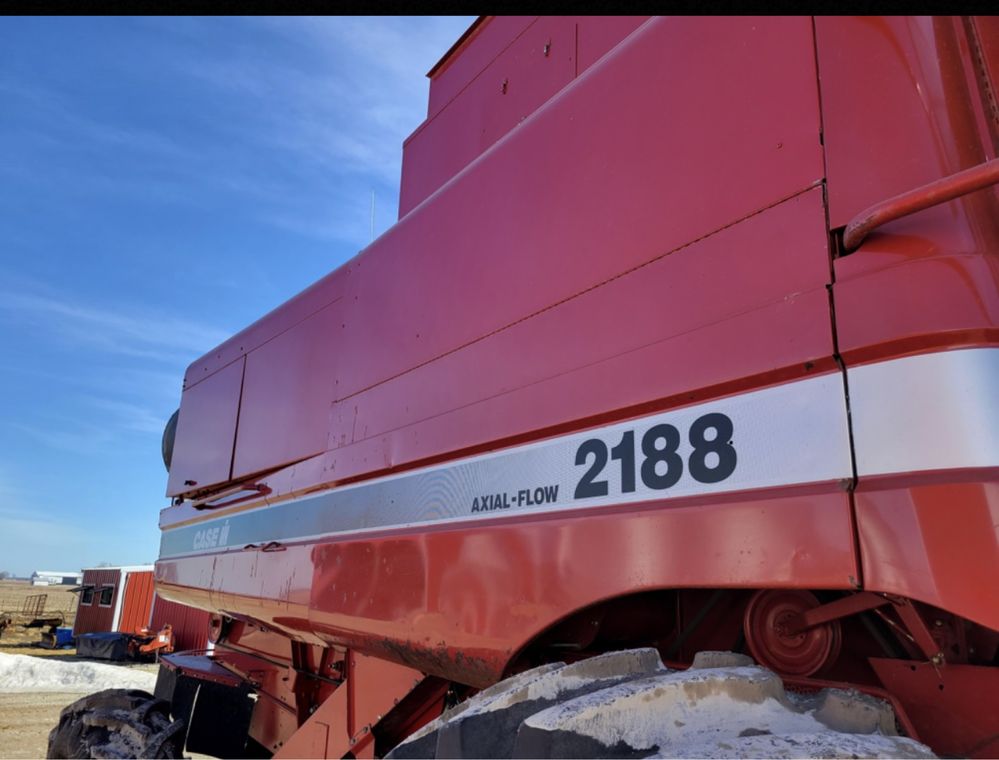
[49,16,999,759]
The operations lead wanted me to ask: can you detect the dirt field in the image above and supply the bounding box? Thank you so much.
[0,580,78,635]
[0,691,84,759]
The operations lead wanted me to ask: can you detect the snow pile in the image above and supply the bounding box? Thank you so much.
[0,653,156,693]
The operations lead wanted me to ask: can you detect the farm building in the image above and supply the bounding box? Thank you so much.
[31,570,83,586]
[149,594,209,651]
[74,565,155,636]
[73,565,210,651]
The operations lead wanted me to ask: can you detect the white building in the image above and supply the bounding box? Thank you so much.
[31,570,83,586]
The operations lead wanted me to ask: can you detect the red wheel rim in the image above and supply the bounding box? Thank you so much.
[743,589,842,677]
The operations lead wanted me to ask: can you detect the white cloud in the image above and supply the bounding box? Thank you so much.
[83,397,166,435]
[10,421,115,455]
[0,505,94,553]
[0,77,191,160]
[1,18,473,247]
[164,16,473,242]
[0,291,231,365]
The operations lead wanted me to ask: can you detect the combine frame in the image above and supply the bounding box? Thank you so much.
[53,16,999,760]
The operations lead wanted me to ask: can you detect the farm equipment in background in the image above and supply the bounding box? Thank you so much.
[48,15,999,760]
[39,626,74,650]
[74,624,176,662]
[24,613,66,644]
[0,592,48,634]
[130,623,175,659]
[0,593,65,644]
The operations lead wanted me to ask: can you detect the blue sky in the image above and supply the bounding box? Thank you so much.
[0,16,475,577]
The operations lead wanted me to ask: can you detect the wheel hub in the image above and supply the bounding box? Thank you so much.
[743,589,842,676]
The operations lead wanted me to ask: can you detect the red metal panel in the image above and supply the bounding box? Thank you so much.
[274,687,344,759]
[833,248,999,364]
[471,18,575,157]
[149,594,210,651]
[274,653,423,759]
[343,16,822,402]
[406,17,653,217]
[249,688,298,756]
[854,469,999,632]
[160,21,839,685]
[176,16,826,503]
[158,481,858,687]
[816,16,994,229]
[870,658,999,758]
[323,292,834,486]
[187,17,822,405]
[328,190,832,475]
[970,17,999,148]
[822,19,999,365]
[401,16,576,217]
[232,301,341,479]
[182,275,348,391]
[349,654,423,741]
[73,569,120,636]
[117,571,155,633]
[153,19,999,757]
[575,16,650,73]
[167,358,244,497]
[426,17,535,118]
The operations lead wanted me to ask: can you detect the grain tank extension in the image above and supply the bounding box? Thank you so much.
[49,16,999,759]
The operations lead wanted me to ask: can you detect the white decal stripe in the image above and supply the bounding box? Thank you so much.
[159,370,852,560]
[849,347,999,477]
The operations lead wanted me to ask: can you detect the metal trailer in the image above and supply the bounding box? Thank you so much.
[49,16,999,760]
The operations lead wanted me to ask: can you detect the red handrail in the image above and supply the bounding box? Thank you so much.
[843,158,999,251]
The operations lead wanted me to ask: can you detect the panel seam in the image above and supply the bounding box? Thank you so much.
[339,181,823,403]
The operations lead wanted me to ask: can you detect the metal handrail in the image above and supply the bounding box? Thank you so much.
[843,157,999,251]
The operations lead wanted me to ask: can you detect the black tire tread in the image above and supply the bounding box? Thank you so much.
[47,688,184,759]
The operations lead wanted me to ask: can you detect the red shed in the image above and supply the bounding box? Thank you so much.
[148,594,210,652]
[74,566,211,651]
[73,565,155,637]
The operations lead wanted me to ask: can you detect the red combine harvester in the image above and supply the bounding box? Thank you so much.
[48,16,999,759]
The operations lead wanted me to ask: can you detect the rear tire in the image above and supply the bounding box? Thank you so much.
[161,409,179,472]
[387,650,937,759]
[47,688,184,759]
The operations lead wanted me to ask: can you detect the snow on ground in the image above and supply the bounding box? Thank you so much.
[0,653,156,694]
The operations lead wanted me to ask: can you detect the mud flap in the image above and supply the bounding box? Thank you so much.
[154,667,255,758]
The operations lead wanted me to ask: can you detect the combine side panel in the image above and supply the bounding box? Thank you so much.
[156,18,847,687]
[167,358,244,497]
[401,16,651,217]
[818,16,999,631]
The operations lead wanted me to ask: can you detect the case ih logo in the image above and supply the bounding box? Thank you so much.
[193,520,230,551]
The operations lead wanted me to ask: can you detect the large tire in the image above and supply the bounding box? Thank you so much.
[161,409,179,473]
[47,688,184,759]
[387,650,937,759]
